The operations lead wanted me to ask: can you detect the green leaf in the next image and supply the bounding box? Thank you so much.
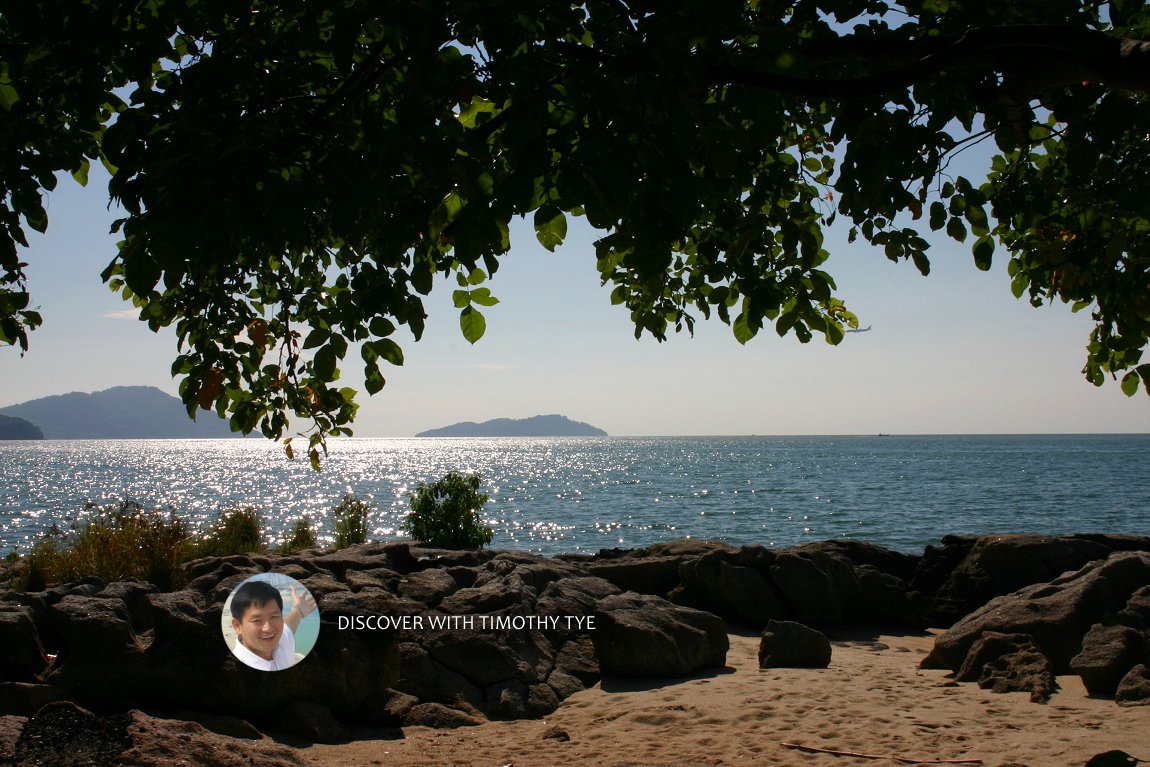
[453,289,471,309]
[123,246,162,296]
[1011,272,1029,299]
[460,305,486,344]
[534,205,567,252]
[369,317,396,337]
[469,287,500,307]
[370,338,404,366]
[314,345,337,381]
[965,203,990,235]
[928,202,947,231]
[946,216,968,243]
[1121,371,1140,397]
[72,159,91,187]
[0,63,18,110]
[365,368,386,395]
[972,236,994,271]
[732,312,756,344]
[467,268,487,286]
[303,328,330,349]
[911,251,931,276]
[328,333,349,359]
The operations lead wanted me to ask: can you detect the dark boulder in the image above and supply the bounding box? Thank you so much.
[553,636,600,685]
[437,576,533,614]
[769,548,923,628]
[48,595,139,661]
[593,593,728,677]
[343,567,400,592]
[588,556,685,596]
[1070,624,1149,695]
[923,551,1150,673]
[798,540,920,584]
[1116,664,1150,706]
[422,627,553,688]
[403,702,483,728]
[535,576,620,638]
[955,631,1058,703]
[758,620,832,669]
[0,609,46,682]
[395,567,461,606]
[94,579,158,632]
[915,534,1119,626]
[275,700,349,744]
[673,550,787,627]
[1118,585,1150,629]
[395,641,486,713]
[308,543,401,579]
[0,682,73,717]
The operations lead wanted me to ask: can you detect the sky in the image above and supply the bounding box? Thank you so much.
[2,166,1149,437]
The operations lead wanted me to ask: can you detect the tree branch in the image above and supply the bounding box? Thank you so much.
[706,25,1150,98]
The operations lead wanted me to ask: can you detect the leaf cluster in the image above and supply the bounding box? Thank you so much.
[5,0,1150,459]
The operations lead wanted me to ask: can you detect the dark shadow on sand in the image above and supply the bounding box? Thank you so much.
[598,664,736,693]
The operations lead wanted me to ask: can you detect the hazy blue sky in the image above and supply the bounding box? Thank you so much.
[2,167,1148,437]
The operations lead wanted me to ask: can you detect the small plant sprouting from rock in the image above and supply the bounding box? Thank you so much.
[332,493,370,549]
[403,472,493,549]
[195,506,265,557]
[278,516,317,553]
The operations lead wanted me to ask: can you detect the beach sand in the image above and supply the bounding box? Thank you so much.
[301,628,1148,767]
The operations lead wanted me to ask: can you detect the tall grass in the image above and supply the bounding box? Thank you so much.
[8,492,373,590]
[278,516,317,553]
[194,506,266,558]
[332,492,371,549]
[15,501,192,591]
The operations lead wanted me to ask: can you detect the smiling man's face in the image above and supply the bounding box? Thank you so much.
[232,599,284,660]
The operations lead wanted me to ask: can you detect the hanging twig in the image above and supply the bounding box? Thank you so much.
[781,742,984,765]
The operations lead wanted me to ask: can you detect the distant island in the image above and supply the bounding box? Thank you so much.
[0,413,44,440]
[0,386,237,439]
[416,414,607,438]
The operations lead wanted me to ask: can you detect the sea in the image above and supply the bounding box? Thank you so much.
[1,434,1148,557]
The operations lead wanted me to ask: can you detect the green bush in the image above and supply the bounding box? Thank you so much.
[278,516,317,553]
[196,506,265,557]
[403,472,493,549]
[332,493,370,549]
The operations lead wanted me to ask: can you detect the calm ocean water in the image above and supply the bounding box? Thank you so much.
[1,435,1147,556]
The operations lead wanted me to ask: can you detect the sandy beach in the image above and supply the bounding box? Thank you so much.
[299,628,1148,767]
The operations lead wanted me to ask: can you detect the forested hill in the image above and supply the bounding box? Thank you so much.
[0,414,44,440]
[417,414,607,438]
[0,386,237,439]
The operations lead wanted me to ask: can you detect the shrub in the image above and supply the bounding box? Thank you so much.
[196,506,265,557]
[403,471,493,549]
[14,501,191,591]
[278,516,317,553]
[332,493,370,549]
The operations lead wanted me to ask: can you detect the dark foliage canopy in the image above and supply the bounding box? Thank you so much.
[3,0,1150,465]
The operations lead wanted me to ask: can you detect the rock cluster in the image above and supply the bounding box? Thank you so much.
[1,532,1148,742]
[922,548,1150,706]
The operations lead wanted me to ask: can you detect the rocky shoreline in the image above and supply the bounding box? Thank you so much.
[1,533,1149,756]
